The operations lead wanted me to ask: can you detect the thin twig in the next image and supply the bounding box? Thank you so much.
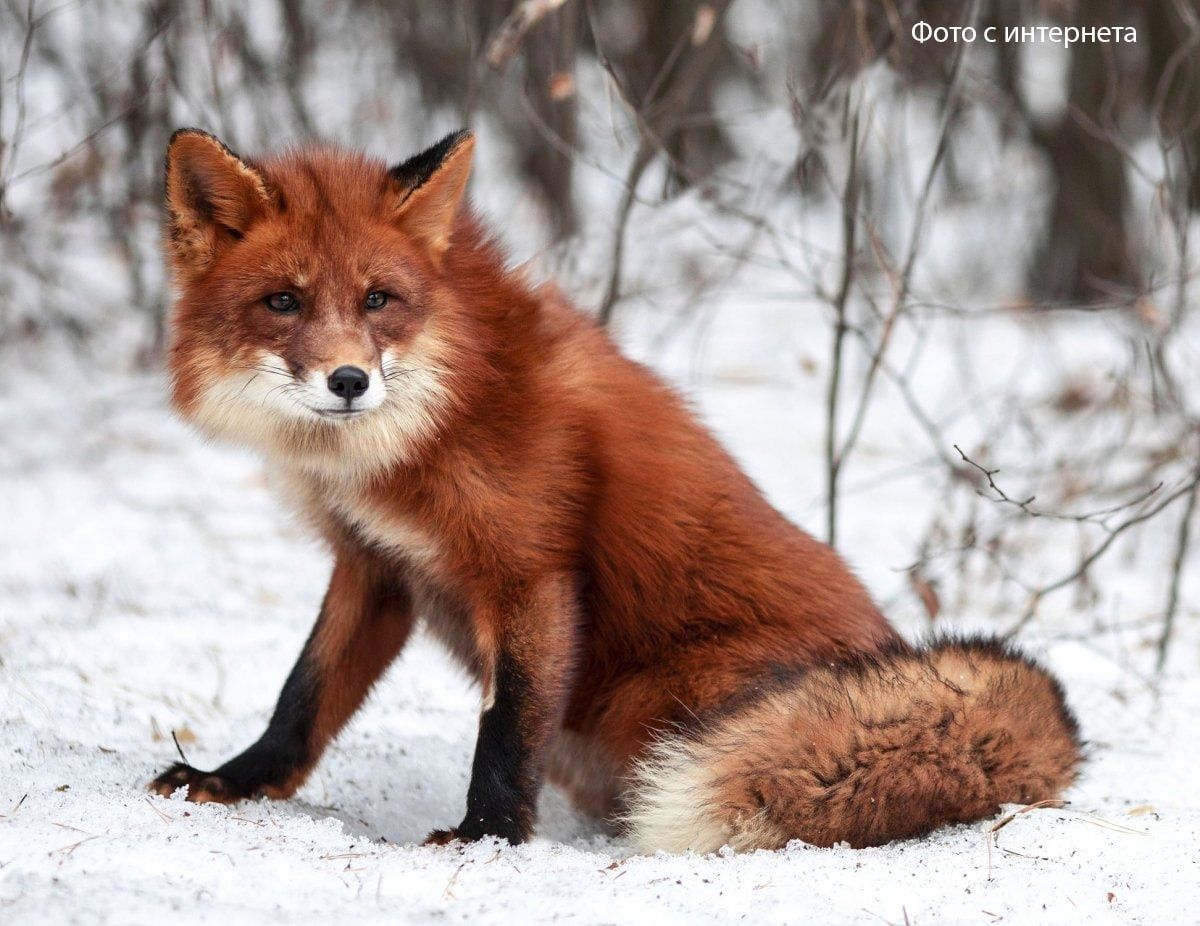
[824,90,862,547]
[1156,466,1199,671]
[831,0,978,483]
[1009,469,1200,637]
[597,144,653,326]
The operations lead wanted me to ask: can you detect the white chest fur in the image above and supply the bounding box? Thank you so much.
[269,463,482,677]
[271,464,442,569]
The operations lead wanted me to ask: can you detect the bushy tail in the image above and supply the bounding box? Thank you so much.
[623,638,1082,852]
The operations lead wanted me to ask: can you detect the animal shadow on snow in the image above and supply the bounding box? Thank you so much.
[286,729,609,848]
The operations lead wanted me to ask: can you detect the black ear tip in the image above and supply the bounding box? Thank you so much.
[165,129,251,180]
[388,129,476,191]
[443,128,474,149]
[429,129,475,162]
[168,127,217,149]
[166,128,246,162]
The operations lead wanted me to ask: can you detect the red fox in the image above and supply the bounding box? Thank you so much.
[150,128,1081,851]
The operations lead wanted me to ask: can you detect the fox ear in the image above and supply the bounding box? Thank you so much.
[388,130,475,262]
[165,129,274,277]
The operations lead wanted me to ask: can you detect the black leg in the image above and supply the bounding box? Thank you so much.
[426,576,577,845]
[149,554,412,803]
[427,654,536,843]
[149,641,320,801]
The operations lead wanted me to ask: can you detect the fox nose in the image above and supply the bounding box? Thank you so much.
[327,365,370,400]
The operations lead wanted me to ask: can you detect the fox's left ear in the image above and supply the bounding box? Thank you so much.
[388,130,475,263]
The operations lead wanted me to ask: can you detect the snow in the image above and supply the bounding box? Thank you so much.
[2,19,1199,917]
[2,299,1199,924]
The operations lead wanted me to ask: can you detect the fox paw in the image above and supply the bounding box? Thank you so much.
[423,816,526,847]
[148,762,254,804]
[422,827,464,847]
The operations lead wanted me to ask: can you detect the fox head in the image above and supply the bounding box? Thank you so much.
[164,128,485,477]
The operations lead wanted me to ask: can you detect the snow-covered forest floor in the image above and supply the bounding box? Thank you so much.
[2,6,1200,916]
[2,286,1198,923]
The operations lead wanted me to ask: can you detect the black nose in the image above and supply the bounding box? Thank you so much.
[327,365,370,399]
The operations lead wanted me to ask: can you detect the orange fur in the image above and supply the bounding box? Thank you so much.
[155,129,1081,850]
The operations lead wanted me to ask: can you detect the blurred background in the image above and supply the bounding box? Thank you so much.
[1,0,1198,667]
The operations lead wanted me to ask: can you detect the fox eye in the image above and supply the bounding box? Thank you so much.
[364,291,388,311]
[265,292,299,313]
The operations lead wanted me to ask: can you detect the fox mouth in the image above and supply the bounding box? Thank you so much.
[310,407,371,420]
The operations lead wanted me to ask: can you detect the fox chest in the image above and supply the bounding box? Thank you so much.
[327,488,444,571]
[277,470,484,675]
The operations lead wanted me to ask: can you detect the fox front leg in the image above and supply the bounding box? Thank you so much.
[149,554,413,803]
[426,576,577,845]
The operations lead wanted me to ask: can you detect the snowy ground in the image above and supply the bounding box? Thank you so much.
[2,289,1199,926]
[3,0,1199,919]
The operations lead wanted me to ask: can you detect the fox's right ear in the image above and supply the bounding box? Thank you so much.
[164,129,274,277]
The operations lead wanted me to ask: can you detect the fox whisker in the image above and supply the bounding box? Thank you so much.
[234,373,261,400]
[245,361,293,379]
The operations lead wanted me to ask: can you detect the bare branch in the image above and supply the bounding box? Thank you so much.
[824,90,862,547]
[1008,469,1200,638]
[486,0,570,72]
[1156,468,1200,672]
